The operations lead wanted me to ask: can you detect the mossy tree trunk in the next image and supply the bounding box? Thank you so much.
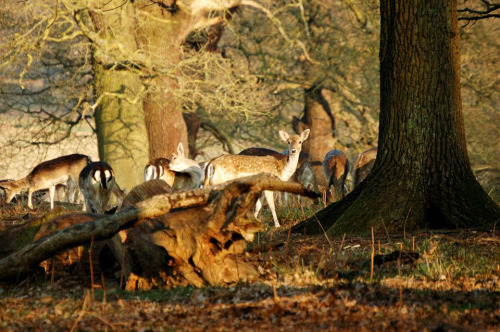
[295,0,500,236]
[92,2,150,191]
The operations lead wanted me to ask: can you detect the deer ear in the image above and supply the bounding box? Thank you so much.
[301,129,310,141]
[177,143,184,157]
[279,131,289,142]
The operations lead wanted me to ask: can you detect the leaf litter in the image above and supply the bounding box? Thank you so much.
[0,204,499,331]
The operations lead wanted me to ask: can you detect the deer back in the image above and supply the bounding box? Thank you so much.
[323,150,349,201]
[352,147,378,187]
[206,154,285,186]
[27,154,91,190]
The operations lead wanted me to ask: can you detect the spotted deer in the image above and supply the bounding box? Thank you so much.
[79,161,124,214]
[204,129,310,228]
[352,147,378,188]
[168,143,204,190]
[0,154,91,210]
[322,150,349,202]
[239,147,314,206]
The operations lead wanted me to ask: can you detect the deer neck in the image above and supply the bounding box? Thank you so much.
[281,152,300,181]
[16,177,30,189]
[184,166,203,187]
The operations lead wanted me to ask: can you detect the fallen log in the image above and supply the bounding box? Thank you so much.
[0,175,319,286]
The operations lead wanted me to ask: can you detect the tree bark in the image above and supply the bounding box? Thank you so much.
[295,0,500,236]
[294,87,338,188]
[94,66,150,191]
[135,4,191,159]
[91,2,150,191]
[0,175,318,284]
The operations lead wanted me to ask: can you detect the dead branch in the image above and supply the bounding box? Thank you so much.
[0,174,319,284]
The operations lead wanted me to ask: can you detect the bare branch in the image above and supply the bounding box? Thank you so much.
[458,1,500,21]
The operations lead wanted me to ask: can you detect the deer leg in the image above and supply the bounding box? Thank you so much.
[255,194,265,218]
[27,188,34,209]
[48,185,56,210]
[264,190,280,228]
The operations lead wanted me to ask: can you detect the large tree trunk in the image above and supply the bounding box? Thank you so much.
[91,2,150,191]
[94,67,150,191]
[0,175,318,285]
[294,0,500,235]
[136,5,192,159]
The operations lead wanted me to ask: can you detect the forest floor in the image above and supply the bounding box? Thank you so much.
[0,200,499,331]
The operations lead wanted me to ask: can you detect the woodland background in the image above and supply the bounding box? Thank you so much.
[0,0,498,202]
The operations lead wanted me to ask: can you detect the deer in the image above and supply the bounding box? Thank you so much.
[144,158,176,186]
[0,154,91,210]
[352,147,378,188]
[167,143,204,190]
[322,150,349,202]
[204,129,310,228]
[239,147,315,206]
[79,161,124,214]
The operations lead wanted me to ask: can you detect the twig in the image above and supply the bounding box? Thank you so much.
[338,233,346,255]
[89,236,94,305]
[69,290,90,332]
[370,228,374,282]
[119,247,126,289]
[101,274,107,306]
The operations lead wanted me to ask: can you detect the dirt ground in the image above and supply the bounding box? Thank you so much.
[0,201,499,331]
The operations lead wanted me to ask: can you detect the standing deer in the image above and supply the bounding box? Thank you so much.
[239,147,315,206]
[204,129,310,228]
[79,161,122,214]
[352,147,378,188]
[168,143,204,190]
[322,150,349,202]
[0,154,91,210]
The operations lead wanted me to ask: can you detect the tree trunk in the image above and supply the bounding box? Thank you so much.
[136,4,190,159]
[94,67,150,191]
[294,87,338,188]
[91,2,150,191]
[295,0,500,236]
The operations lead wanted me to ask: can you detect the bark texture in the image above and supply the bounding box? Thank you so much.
[91,2,150,191]
[136,4,189,159]
[295,0,500,236]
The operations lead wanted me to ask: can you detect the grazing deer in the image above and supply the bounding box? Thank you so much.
[322,150,349,202]
[79,161,122,214]
[168,143,204,190]
[0,154,91,210]
[352,147,378,188]
[205,129,310,228]
[144,158,176,186]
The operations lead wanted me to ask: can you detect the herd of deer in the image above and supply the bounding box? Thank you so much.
[0,129,377,228]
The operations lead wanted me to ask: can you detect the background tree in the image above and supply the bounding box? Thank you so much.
[295,0,500,235]
[0,0,269,190]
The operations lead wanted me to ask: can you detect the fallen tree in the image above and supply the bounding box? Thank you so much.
[0,175,319,287]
